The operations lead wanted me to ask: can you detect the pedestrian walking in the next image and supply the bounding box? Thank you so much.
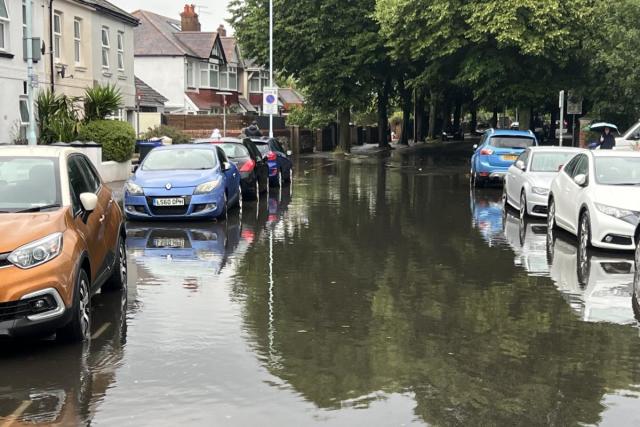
[598,126,615,149]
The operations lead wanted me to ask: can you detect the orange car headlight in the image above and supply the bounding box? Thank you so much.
[8,232,63,269]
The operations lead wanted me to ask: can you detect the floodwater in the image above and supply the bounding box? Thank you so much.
[3,143,640,426]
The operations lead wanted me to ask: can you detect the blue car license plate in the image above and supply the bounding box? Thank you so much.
[153,198,185,207]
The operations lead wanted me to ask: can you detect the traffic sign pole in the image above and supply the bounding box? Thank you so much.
[269,0,273,138]
[559,90,564,147]
[26,0,36,145]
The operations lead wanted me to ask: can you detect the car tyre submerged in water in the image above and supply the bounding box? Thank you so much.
[520,191,528,219]
[547,198,557,231]
[103,237,127,291]
[58,269,91,342]
[579,210,592,252]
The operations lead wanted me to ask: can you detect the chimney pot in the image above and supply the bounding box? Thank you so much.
[217,24,227,37]
[180,4,201,32]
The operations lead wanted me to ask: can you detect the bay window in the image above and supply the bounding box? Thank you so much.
[186,61,194,88]
[199,62,219,89]
[220,66,237,91]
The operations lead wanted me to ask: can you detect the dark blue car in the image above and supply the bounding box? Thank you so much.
[470,129,537,187]
[251,138,293,186]
[123,145,241,220]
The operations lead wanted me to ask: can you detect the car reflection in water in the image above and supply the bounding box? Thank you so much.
[126,215,243,282]
[547,228,636,325]
[503,209,550,276]
[0,287,127,425]
[470,188,507,247]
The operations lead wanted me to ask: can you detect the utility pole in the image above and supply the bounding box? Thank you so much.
[559,90,565,147]
[269,0,273,138]
[26,0,37,145]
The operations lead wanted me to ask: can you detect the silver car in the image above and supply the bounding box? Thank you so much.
[504,147,584,218]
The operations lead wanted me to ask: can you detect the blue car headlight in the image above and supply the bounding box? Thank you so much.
[194,178,222,195]
[125,181,144,196]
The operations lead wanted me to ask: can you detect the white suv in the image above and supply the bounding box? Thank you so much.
[548,150,640,251]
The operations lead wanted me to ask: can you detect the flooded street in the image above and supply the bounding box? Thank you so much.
[3,144,640,426]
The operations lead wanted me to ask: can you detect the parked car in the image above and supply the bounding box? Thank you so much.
[548,151,640,252]
[615,120,640,151]
[0,146,126,341]
[123,145,241,221]
[250,138,293,186]
[470,129,538,187]
[504,147,583,218]
[195,137,269,198]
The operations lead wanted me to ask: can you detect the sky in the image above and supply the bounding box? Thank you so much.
[110,0,234,34]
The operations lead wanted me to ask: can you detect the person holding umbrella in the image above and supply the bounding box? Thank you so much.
[589,122,618,150]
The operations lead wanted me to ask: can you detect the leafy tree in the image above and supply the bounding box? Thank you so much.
[286,105,334,129]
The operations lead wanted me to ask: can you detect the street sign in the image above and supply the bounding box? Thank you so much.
[30,74,39,88]
[263,87,278,115]
[567,92,582,115]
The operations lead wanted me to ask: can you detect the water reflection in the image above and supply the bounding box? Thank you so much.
[503,210,549,276]
[470,188,507,247]
[0,288,126,425]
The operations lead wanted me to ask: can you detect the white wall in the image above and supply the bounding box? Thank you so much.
[0,0,46,143]
[135,56,185,111]
[90,13,136,109]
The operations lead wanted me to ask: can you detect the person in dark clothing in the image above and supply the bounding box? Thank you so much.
[598,127,615,149]
[244,121,263,138]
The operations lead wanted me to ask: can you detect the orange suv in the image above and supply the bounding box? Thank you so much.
[0,146,125,341]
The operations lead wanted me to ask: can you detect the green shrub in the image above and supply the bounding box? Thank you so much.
[84,84,123,122]
[78,120,135,162]
[142,125,191,145]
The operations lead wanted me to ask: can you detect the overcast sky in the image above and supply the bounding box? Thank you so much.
[110,0,234,34]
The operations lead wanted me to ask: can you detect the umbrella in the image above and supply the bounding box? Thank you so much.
[589,122,619,133]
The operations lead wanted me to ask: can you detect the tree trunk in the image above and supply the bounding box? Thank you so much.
[377,77,390,148]
[491,107,498,128]
[338,107,351,152]
[470,107,477,134]
[399,78,411,145]
[427,91,437,140]
[453,100,462,131]
[414,88,425,143]
[519,107,531,131]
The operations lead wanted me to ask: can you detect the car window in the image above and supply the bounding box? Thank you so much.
[219,143,250,159]
[594,156,640,185]
[216,146,229,164]
[68,156,94,213]
[488,136,535,149]
[530,152,577,172]
[142,149,218,171]
[0,157,61,211]
[75,156,101,193]
[270,139,285,153]
[573,155,589,178]
[563,155,581,176]
[243,139,262,160]
[254,143,270,156]
[516,150,529,167]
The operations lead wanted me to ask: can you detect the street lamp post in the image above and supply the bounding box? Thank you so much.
[25,0,37,145]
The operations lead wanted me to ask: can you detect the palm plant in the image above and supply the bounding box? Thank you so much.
[84,84,123,122]
[36,90,81,143]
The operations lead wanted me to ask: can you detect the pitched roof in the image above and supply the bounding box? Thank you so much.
[77,0,138,25]
[279,88,305,105]
[220,37,240,65]
[132,10,222,59]
[135,77,168,107]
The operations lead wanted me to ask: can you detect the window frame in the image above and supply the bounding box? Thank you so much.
[53,11,62,60]
[249,72,261,93]
[73,17,81,64]
[101,26,110,69]
[116,31,124,71]
[186,61,195,89]
[0,0,9,52]
[19,97,29,125]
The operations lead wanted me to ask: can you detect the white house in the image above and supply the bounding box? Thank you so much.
[0,0,46,143]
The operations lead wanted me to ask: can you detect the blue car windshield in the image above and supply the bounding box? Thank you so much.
[489,136,535,149]
[143,149,218,171]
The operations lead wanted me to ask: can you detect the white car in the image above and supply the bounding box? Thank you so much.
[502,211,549,276]
[615,120,640,151]
[548,151,640,251]
[504,147,584,218]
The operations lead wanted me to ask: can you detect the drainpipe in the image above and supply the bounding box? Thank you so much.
[49,0,55,92]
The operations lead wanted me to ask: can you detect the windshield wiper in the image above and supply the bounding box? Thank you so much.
[610,183,640,186]
[15,204,61,213]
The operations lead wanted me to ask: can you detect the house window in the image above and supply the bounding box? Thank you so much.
[220,66,237,91]
[117,31,124,71]
[249,73,261,93]
[0,0,8,52]
[53,12,62,60]
[73,18,81,63]
[262,72,270,90]
[101,26,109,68]
[22,1,26,57]
[19,98,29,124]
[186,61,194,88]
[199,62,219,89]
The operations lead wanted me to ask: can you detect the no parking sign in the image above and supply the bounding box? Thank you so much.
[263,87,278,115]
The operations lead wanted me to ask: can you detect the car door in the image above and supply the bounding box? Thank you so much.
[216,147,240,199]
[67,155,108,289]
[243,138,268,187]
[565,154,590,232]
[554,154,581,228]
[508,150,529,205]
[270,139,291,171]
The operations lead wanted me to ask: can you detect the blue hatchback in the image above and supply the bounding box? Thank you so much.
[123,145,241,220]
[471,129,537,186]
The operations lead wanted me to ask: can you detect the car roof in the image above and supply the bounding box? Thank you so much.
[590,150,640,158]
[487,129,535,137]
[527,147,586,153]
[0,145,81,157]
[151,144,218,152]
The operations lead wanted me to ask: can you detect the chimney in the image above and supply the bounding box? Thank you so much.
[217,24,227,37]
[180,4,201,32]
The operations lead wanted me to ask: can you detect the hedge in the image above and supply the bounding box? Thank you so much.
[78,120,135,162]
